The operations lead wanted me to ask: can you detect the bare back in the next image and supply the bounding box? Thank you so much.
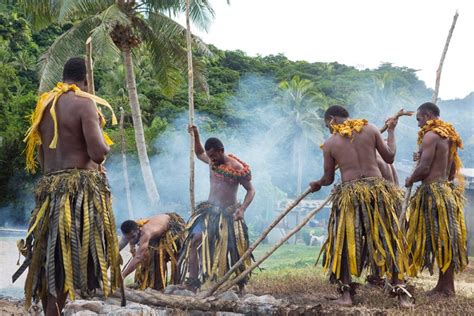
[39,91,108,173]
[141,214,171,241]
[325,124,389,182]
[419,131,452,183]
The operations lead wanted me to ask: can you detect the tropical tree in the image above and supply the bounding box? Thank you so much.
[276,75,327,195]
[18,0,214,207]
[273,75,327,242]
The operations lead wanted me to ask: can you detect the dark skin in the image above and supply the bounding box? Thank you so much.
[405,110,456,296]
[309,115,412,307]
[120,214,171,283]
[38,78,109,316]
[376,141,399,185]
[39,80,109,173]
[187,125,256,285]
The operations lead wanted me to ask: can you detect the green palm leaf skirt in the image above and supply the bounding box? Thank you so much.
[178,202,252,285]
[406,181,468,276]
[132,213,186,291]
[318,177,408,281]
[13,169,121,309]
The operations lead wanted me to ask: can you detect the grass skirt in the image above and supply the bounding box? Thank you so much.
[133,213,185,290]
[406,181,468,276]
[178,202,251,284]
[318,177,408,281]
[13,169,121,308]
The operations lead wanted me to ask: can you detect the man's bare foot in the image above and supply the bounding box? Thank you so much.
[333,291,353,307]
[426,288,454,297]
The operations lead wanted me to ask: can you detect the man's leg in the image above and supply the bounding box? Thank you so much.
[334,240,353,306]
[45,291,67,316]
[429,264,455,296]
[186,233,202,290]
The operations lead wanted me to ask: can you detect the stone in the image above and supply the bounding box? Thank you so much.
[216,291,239,302]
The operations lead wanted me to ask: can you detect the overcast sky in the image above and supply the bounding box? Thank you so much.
[189,0,474,100]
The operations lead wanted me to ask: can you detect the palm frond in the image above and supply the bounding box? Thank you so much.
[134,14,185,97]
[19,0,61,30]
[58,0,114,23]
[184,0,215,32]
[38,16,101,92]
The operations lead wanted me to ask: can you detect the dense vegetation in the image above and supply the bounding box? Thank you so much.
[1,2,472,226]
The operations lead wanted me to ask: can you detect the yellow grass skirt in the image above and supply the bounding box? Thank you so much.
[178,202,251,285]
[319,177,408,280]
[132,213,185,290]
[13,169,121,308]
[406,181,468,276]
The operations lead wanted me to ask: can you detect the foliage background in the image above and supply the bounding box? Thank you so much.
[0,2,472,227]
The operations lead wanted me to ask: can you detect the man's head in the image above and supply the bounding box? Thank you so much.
[120,220,140,243]
[416,102,440,128]
[205,137,225,165]
[63,57,87,90]
[324,105,350,131]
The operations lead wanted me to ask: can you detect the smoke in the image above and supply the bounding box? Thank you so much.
[107,74,329,234]
[107,73,474,237]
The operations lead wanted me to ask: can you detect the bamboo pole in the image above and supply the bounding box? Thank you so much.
[186,0,196,213]
[216,195,332,295]
[432,11,459,104]
[199,187,312,298]
[85,37,95,94]
[400,11,459,224]
[86,36,125,306]
[120,107,134,219]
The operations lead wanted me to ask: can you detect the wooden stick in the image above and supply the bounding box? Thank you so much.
[199,187,312,298]
[185,0,196,213]
[379,109,414,133]
[216,195,332,295]
[85,37,95,94]
[432,11,459,104]
[401,11,459,224]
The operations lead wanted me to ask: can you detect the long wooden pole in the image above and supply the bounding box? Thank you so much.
[85,37,95,94]
[186,0,196,213]
[216,195,332,295]
[432,11,459,104]
[199,187,312,298]
[400,11,459,224]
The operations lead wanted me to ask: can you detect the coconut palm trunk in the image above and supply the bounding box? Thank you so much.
[186,0,196,212]
[119,107,134,218]
[122,44,160,206]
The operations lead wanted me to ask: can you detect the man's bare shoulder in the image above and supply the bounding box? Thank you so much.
[227,155,244,170]
[422,131,442,143]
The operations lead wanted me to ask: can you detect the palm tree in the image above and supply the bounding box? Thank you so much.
[273,76,327,243]
[277,75,327,195]
[19,0,214,206]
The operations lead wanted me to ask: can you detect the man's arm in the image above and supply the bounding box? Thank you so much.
[448,160,456,181]
[80,99,110,164]
[310,144,336,192]
[118,236,129,252]
[188,125,210,164]
[121,233,150,278]
[406,132,438,186]
[390,164,399,186]
[375,120,397,164]
[234,179,256,221]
